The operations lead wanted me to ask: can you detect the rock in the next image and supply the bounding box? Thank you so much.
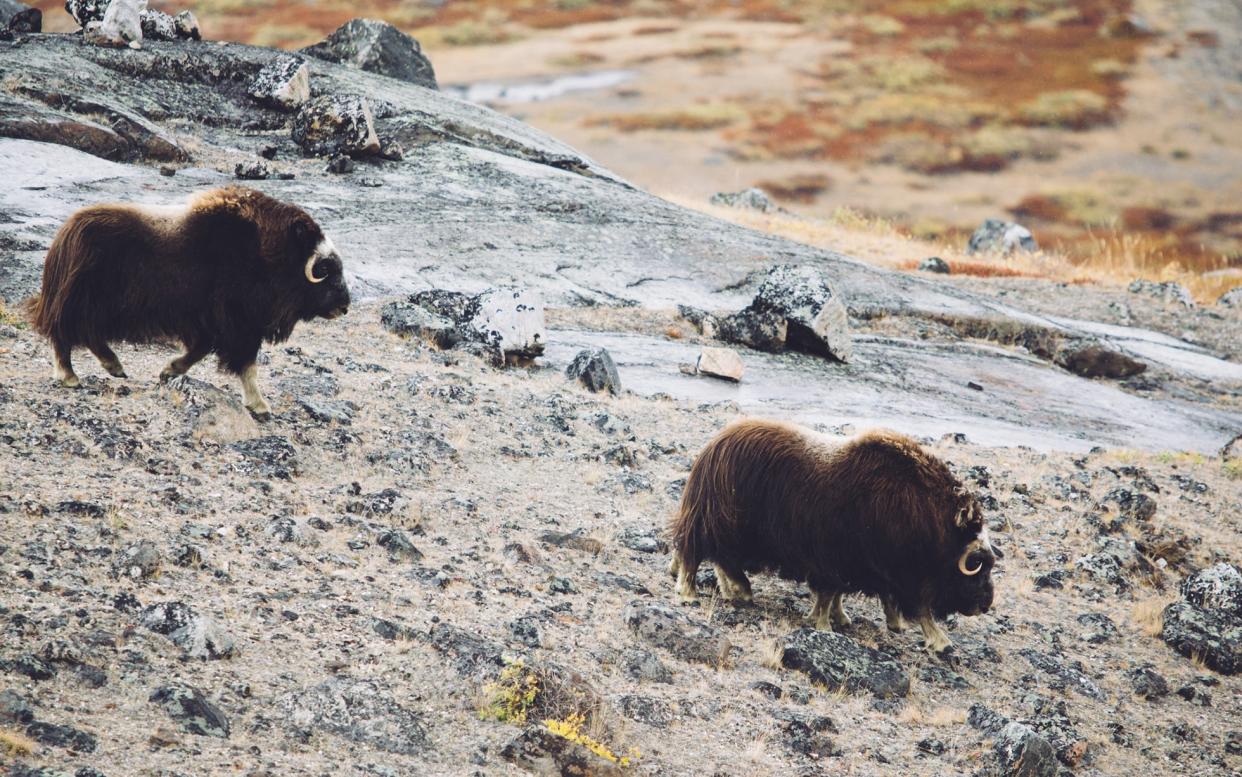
[621,649,673,684]
[1017,649,1105,700]
[1128,279,1195,308]
[234,160,271,180]
[752,264,852,361]
[471,287,546,360]
[623,602,732,666]
[501,725,626,777]
[0,689,35,724]
[1075,612,1117,644]
[1054,341,1146,379]
[1218,287,1242,307]
[773,709,839,757]
[2,654,56,681]
[299,397,356,425]
[1180,563,1242,614]
[676,305,720,337]
[382,288,545,365]
[248,56,311,111]
[540,531,603,555]
[709,188,783,214]
[617,694,673,728]
[1074,550,1127,589]
[1101,487,1157,523]
[918,256,950,274]
[779,628,909,698]
[138,9,172,41]
[1223,434,1242,462]
[0,1,40,32]
[172,10,198,39]
[566,348,621,395]
[25,720,97,752]
[508,616,542,648]
[993,721,1058,777]
[112,540,161,579]
[229,436,299,480]
[0,97,131,161]
[1128,664,1169,700]
[326,154,354,174]
[149,685,230,737]
[85,0,144,49]
[139,601,238,661]
[65,0,108,27]
[291,95,381,158]
[380,299,462,348]
[615,527,665,554]
[281,677,430,755]
[966,219,1038,255]
[301,19,437,89]
[162,375,250,435]
[715,305,787,352]
[695,346,744,382]
[377,529,422,561]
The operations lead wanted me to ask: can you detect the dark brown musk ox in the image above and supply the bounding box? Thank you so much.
[25,187,350,419]
[669,419,1002,658]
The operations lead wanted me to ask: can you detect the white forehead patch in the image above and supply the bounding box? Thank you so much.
[314,236,337,260]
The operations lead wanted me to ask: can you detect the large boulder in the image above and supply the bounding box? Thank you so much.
[623,602,732,666]
[993,721,1059,777]
[381,287,545,366]
[302,19,437,89]
[715,305,786,352]
[139,601,238,661]
[291,94,381,157]
[149,685,230,737]
[967,219,1038,255]
[471,287,545,360]
[1161,563,1242,674]
[566,347,621,395]
[752,264,852,361]
[779,628,909,698]
[0,0,39,32]
[249,56,311,111]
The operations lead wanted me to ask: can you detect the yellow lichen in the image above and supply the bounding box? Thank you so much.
[543,712,640,767]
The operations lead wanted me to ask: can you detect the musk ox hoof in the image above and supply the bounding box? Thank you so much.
[104,365,128,379]
[159,369,177,383]
[933,646,960,668]
[58,374,81,389]
[248,407,273,422]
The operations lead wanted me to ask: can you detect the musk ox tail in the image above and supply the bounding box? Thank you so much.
[29,211,104,342]
[671,422,755,570]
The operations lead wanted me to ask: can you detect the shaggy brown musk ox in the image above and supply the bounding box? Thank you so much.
[26,187,350,419]
[669,419,1001,656]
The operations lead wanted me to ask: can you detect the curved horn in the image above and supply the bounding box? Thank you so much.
[958,550,983,576]
[305,255,326,284]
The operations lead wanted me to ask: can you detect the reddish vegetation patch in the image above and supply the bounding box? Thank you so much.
[753,174,832,203]
[1122,207,1176,231]
[899,259,1043,279]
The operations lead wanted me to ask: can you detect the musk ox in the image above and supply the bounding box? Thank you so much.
[27,187,350,419]
[669,419,1001,657]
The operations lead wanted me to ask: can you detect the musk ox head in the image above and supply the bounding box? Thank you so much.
[936,493,1002,618]
[288,215,351,321]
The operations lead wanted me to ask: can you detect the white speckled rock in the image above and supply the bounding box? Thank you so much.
[249,56,311,111]
[470,287,545,359]
[85,0,145,49]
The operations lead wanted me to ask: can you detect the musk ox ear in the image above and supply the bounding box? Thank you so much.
[287,216,320,257]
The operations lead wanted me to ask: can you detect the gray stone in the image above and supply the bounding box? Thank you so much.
[1102,487,1157,523]
[380,300,462,348]
[501,725,625,777]
[292,95,380,158]
[709,187,784,213]
[752,264,852,361]
[139,601,238,661]
[623,602,732,666]
[621,648,673,684]
[1180,563,1242,615]
[993,721,1058,777]
[139,10,176,41]
[1218,287,1242,307]
[0,689,34,724]
[918,256,950,274]
[716,305,787,352]
[377,529,422,561]
[1075,612,1118,644]
[1128,664,1169,699]
[615,526,665,554]
[281,677,429,754]
[86,0,143,49]
[64,0,107,27]
[382,288,544,365]
[695,346,744,382]
[471,287,546,359]
[230,436,299,480]
[0,0,39,32]
[301,19,437,89]
[566,347,621,395]
[25,720,97,752]
[617,694,674,728]
[113,540,161,580]
[249,56,311,111]
[173,10,198,40]
[1017,649,1105,700]
[150,684,230,737]
[967,219,1038,255]
[779,628,909,698]
[1128,279,1195,308]
[234,160,271,180]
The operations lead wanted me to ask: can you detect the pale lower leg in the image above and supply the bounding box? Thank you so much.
[714,563,752,602]
[676,559,699,601]
[829,593,851,627]
[53,342,79,388]
[89,343,126,378]
[668,555,681,580]
[809,591,833,630]
[883,598,907,633]
[918,615,952,653]
[239,364,271,418]
[161,342,209,381]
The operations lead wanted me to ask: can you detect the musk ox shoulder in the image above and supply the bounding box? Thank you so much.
[669,419,1001,657]
[26,186,350,419]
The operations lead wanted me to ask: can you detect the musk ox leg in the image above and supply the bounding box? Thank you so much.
[809,590,850,630]
[918,615,953,655]
[882,598,907,633]
[675,557,699,601]
[239,364,272,421]
[714,563,753,603]
[52,340,80,388]
[160,341,211,382]
[88,343,127,378]
[668,555,680,580]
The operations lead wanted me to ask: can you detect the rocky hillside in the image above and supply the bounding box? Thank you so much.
[0,10,1240,777]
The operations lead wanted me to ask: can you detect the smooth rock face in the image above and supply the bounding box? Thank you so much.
[566,347,621,395]
[470,287,546,359]
[249,56,310,110]
[302,19,437,89]
[709,187,783,214]
[292,94,381,157]
[150,685,231,737]
[993,721,1059,777]
[753,264,852,362]
[1129,279,1196,308]
[696,346,744,382]
[382,288,545,365]
[779,628,910,698]
[623,602,732,666]
[0,0,39,32]
[967,219,1039,255]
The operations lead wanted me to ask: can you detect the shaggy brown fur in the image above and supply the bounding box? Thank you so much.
[670,419,998,654]
[26,187,350,417]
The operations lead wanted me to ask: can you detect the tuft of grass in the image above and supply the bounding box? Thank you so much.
[1224,459,1242,480]
[587,102,745,132]
[1018,90,1110,129]
[859,15,905,37]
[479,659,540,725]
[1131,596,1176,637]
[0,727,36,756]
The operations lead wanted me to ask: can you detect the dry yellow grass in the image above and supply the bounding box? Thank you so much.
[898,705,968,726]
[1131,596,1177,638]
[0,727,36,756]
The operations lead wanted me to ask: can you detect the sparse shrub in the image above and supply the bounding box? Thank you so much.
[1018,90,1110,129]
[0,727,36,756]
[480,659,539,724]
[0,300,28,329]
[544,712,640,767]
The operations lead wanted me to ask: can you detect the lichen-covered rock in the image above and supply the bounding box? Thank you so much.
[918,256,950,274]
[1128,279,1195,308]
[380,299,462,348]
[1128,664,1169,699]
[65,0,108,27]
[291,94,380,158]
[234,160,271,180]
[779,628,909,698]
[751,264,852,361]
[113,539,161,579]
[993,721,1058,777]
[1180,563,1242,615]
[1218,287,1242,307]
[150,685,230,737]
[709,187,783,214]
[0,0,40,32]
[301,18,437,89]
[280,677,430,755]
[84,0,144,49]
[139,8,175,40]
[501,725,626,777]
[1102,486,1157,523]
[1161,564,1242,674]
[471,287,546,359]
[716,305,787,352]
[967,219,1038,255]
[140,601,238,660]
[566,347,621,395]
[623,602,732,666]
[249,56,311,111]
[381,287,545,366]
